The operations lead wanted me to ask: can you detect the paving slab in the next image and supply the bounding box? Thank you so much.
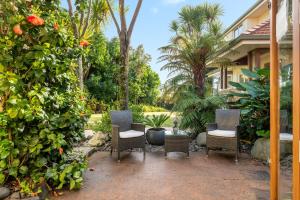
[55,151,292,200]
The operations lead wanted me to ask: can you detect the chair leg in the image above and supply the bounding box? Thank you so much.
[235,149,239,164]
[117,150,120,162]
[110,147,113,155]
[143,147,146,160]
[206,147,209,157]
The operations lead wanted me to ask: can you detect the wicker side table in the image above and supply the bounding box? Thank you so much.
[164,131,190,157]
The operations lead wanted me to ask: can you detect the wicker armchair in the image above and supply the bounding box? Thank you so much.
[110,110,146,162]
[206,109,240,162]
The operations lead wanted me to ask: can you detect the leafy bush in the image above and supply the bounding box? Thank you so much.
[0,0,88,194]
[46,152,87,190]
[143,114,170,128]
[129,104,145,123]
[228,68,270,142]
[174,92,225,139]
[92,112,112,135]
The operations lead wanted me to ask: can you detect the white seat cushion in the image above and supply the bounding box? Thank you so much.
[280,133,293,141]
[119,130,144,139]
[208,130,236,138]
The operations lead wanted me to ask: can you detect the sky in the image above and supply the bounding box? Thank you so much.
[62,0,257,84]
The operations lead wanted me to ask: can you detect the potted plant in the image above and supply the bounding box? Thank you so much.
[143,114,170,145]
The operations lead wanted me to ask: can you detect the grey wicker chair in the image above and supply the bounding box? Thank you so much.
[110,110,146,162]
[206,109,240,162]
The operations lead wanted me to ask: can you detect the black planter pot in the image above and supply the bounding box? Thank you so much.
[146,128,166,146]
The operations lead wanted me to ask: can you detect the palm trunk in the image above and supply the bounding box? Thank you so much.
[193,59,206,98]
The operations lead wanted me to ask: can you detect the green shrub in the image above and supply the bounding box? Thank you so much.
[141,105,167,112]
[92,112,112,136]
[174,92,225,139]
[129,104,145,123]
[0,1,89,194]
[228,68,270,142]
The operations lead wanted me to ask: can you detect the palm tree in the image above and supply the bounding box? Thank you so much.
[159,3,224,98]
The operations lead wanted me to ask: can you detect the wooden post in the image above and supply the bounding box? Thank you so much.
[220,66,224,89]
[224,67,228,89]
[270,0,280,200]
[293,0,300,199]
[248,51,253,71]
[254,50,261,68]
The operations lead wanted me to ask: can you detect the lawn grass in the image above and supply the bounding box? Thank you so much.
[86,112,178,129]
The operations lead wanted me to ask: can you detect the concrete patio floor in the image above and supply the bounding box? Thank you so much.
[56,151,292,200]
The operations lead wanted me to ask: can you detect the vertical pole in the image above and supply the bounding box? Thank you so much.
[248,51,253,71]
[254,50,261,68]
[224,67,228,89]
[220,66,224,89]
[270,0,280,200]
[293,0,300,199]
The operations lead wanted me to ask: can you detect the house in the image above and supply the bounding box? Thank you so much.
[208,0,292,93]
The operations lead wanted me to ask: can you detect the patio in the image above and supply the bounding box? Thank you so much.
[56,151,291,200]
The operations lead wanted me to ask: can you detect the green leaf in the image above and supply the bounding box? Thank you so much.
[241,69,260,79]
[73,171,81,179]
[7,108,19,118]
[12,159,20,167]
[70,178,75,190]
[9,167,18,177]
[0,173,5,184]
[229,81,245,90]
[19,166,28,175]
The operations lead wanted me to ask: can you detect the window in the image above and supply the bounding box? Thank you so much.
[234,25,243,38]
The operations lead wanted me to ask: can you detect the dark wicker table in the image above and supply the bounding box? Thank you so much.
[164,130,190,158]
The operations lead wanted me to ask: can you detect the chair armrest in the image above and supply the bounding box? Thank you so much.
[112,124,120,139]
[206,123,217,131]
[131,123,145,132]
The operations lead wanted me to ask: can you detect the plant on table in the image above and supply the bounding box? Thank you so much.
[143,114,170,146]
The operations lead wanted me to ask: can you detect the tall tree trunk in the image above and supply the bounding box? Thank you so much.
[193,59,206,98]
[78,55,84,90]
[120,33,130,110]
[106,0,143,110]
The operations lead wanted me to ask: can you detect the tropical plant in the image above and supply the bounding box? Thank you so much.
[174,92,225,138]
[159,3,224,98]
[228,68,270,141]
[106,0,143,110]
[0,0,88,194]
[143,114,170,128]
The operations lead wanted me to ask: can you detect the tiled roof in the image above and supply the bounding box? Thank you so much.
[243,20,270,35]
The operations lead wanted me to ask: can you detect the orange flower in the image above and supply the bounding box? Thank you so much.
[53,22,59,30]
[27,15,44,26]
[79,40,90,47]
[13,24,23,35]
[59,147,63,155]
